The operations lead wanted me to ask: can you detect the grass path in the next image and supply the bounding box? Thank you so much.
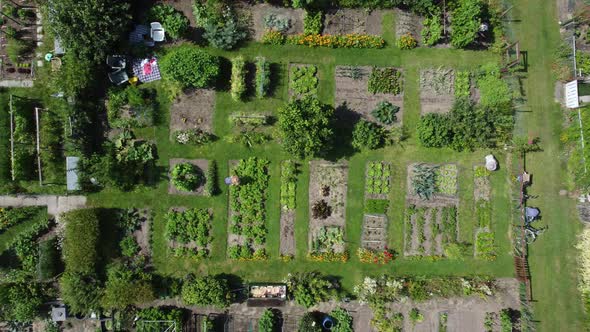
[512,0,585,330]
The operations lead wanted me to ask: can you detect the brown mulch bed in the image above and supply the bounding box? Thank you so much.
[280,210,296,256]
[419,68,455,115]
[323,9,382,35]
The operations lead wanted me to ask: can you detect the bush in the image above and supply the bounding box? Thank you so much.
[160,46,220,88]
[255,57,271,99]
[371,101,399,125]
[368,67,403,94]
[261,30,286,45]
[277,97,334,158]
[298,313,321,332]
[416,113,453,148]
[120,235,140,257]
[171,163,204,192]
[397,33,417,49]
[287,33,385,48]
[181,275,231,307]
[285,271,337,308]
[165,208,212,246]
[60,272,102,315]
[258,309,276,332]
[450,0,482,48]
[331,308,353,332]
[421,14,443,46]
[304,10,324,35]
[290,65,318,95]
[205,160,218,196]
[352,120,384,150]
[203,15,246,50]
[6,282,43,322]
[148,4,189,39]
[61,209,100,274]
[173,129,213,145]
[477,64,511,110]
[230,56,247,101]
[101,262,155,310]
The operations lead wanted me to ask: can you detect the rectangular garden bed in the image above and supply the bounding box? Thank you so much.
[308,160,348,260]
[419,68,455,115]
[403,201,459,257]
[473,165,495,260]
[335,65,404,128]
[169,89,215,141]
[165,207,212,259]
[279,160,297,257]
[227,158,270,260]
[361,214,388,251]
[323,9,382,35]
[0,1,39,80]
[407,163,458,200]
[288,63,319,98]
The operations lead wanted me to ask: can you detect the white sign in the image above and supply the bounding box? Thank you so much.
[565,80,580,109]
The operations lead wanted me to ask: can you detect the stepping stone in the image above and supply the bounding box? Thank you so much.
[37,60,43,67]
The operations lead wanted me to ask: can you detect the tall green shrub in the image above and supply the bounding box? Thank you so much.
[230,56,246,101]
[255,57,271,99]
[61,208,100,274]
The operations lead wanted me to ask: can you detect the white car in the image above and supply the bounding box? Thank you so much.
[150,22,165,42]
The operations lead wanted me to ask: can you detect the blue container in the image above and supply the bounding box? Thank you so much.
[322,316,334,330]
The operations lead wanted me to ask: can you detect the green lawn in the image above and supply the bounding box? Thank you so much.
[510,0,586,330]
[87,39,513,292]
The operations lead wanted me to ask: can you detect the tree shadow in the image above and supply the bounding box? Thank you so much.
[322,102,359,161]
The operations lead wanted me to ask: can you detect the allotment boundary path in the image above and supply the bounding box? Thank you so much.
[0,195,86,218]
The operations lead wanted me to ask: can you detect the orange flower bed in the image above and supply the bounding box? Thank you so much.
[357,248,396,264]
[286,33,385,49]
[308,251,349,262]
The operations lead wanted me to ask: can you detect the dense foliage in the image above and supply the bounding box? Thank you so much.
[107,86,156,128]
[171,163,204,192]
[1,281,44,322]
[331,308,354,332]
[62,209,100,275]
[137,307,185,332]
[148,4,189,40]
[165,208,212,247]
[47,0,130,62]
[101,261,155,310]
[194,1,247,50]
[287,33,385,48]
[476,63,512,110]
[0,207,40,233]
[290,65,318,95]
[205,160,219,196]
[280,160,297,210]
[352,120,384,150]
[181,275,232,307]
[421,13,443,46]
[160,46,220,88]
[255,57,271,99]
[277,97,334,158]
[285,271,338,308]
[450,0,482,48]
[231,56,247,101]
[258,309,276,332]
[368,67,404,94]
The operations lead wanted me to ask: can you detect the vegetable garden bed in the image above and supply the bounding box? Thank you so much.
[165,207,212,259]
[407,163,458,199]
[323,9,382,35]
[279,160,297,257]
[474,165,495,260]
[308,160,348,261]
[169,89,215,142]
[361,214,388,251]
[419,68,455,115]
[335,66,404,128]
[403,201,459,257]
[0,1,38,80]
[227,158,270,260]
[168,159,209,196]
[288,63,318,98]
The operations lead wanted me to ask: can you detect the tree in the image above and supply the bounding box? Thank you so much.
[101,262,155,310]
[47,0,131,63]
[61,208,100,274]
[277,97,334,158]
[450,0,482,48]
[160,46,220,88]
[59,272,102,315]
[352,120,384,150]
[181,275,231,307]
[5,282,43,322]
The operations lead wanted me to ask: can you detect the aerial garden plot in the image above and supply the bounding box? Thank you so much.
[0,0,537,331]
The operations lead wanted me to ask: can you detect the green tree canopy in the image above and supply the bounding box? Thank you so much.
[277,97,334,158]
[47,0,131,63]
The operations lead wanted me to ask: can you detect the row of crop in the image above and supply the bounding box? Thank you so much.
[262,30,385,49]
[290,65,318,96]
[11,98,36,181]
[365,161,391,196]
[280,160,296,210]
[228,157,269,260]
[231,56,272,101]
[474,166,496,260]
[0,206,40,233]
[165,208,212,258]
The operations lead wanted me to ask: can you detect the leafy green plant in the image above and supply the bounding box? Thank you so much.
[477,63,512,109]
[280,160,297,210]
[421,14,442,46]
[365,161,391,195]
[435,164,458,195]
[160,45,220,88]
[120,235,140,257]
[304,10,324,35]
[171,163,204,192]
[181,274,232,307]
[312,200,332,219]
[476,231,496,260]
[298,313,321,332]
[397,33,417,50]
[165,208,212,246]
[290,65,318,95]
[368,67,404,94]
[285,271,338,308]
[450,0,482,48]
[148,4,189,39]
[412,164,438,200]
[454,71,471,99]
[255,56,271,98]
[173,129,213,145]
[476,199,491,228]
[6,38,30,64]
[264,13,291,32]
[202,9,246,50]
[231,56,246,101]
[331,308,353,332]
[372,101,400,125]
[62,209,100,275]
[258,309,276,332]
[261,30,286,45]
[277,96,334,158]
[352,120,384,150]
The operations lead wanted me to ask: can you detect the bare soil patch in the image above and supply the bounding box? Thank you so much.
[323,9,382,35]
[133,208,152,256]
[168,158,209,196]
[395,9,423,43]
[249,3,304,40]
[335,66,404,128]
[308,160,348,254]
[169,89,215,138]
[419,68,455,115]
[361,214,388,251]
[280,210,296,256]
